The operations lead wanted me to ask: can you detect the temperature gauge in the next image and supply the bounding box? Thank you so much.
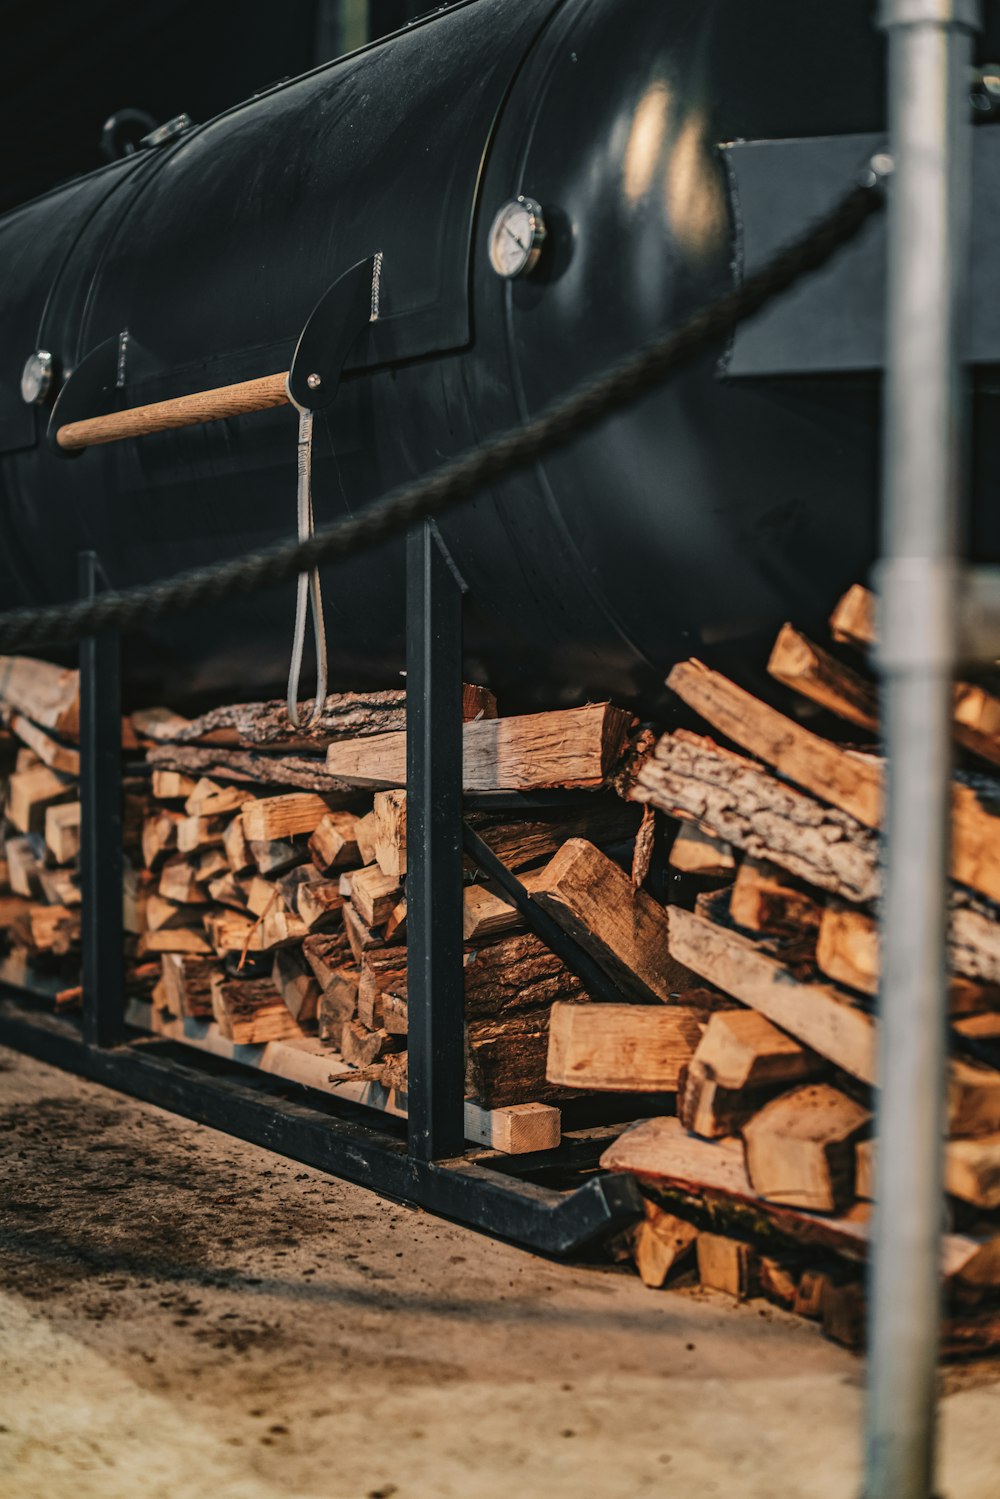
[488,196,547,279]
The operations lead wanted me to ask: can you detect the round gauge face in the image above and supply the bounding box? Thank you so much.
[488,197,546,279]
[20,349,53,405]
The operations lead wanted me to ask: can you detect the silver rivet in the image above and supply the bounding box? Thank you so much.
[306,372,322,390]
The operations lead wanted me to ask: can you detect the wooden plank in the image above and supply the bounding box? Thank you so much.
[742,1083,871,1213]
[530,838,697,1003]
[324,703,633,791]
[545,1001,703,1091]
[125,998,560,1154]
[241,793,337,842]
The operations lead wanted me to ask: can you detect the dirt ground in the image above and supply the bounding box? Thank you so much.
[0,1045,998,1499]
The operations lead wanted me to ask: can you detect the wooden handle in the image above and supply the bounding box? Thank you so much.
[55,370,292,452]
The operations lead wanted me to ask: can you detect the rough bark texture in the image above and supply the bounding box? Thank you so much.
[634,730,878,904]
[146,742,361,795]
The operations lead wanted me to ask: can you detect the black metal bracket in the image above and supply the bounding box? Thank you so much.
[78,551,125,1047]
[287,255,381,411]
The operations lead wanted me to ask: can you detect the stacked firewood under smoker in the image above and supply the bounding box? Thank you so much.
[2,581,999,1351]
[566,584,1000,1353]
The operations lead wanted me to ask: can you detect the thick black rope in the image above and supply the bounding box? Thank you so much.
[0,179,883,652]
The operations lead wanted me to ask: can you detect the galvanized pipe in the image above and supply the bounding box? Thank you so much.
[867,3,979,1497]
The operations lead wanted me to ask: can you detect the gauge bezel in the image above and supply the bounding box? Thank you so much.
[488,195,547,279]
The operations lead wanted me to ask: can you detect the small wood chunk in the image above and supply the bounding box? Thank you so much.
[630,1203,698,1289]
[158,855,208,907]
[296,877,344,932]
[696,1234,757,1298]
[461,869,546,942]
[531,838,697,1003]
[342,900,384,961]
[151,768,198,801]
[383,897,407,944]
[176,814,225,855]
[668,824,735,877]
[821,1279,866,1350]
[23,902,80,954]
[357,948,408,1029]
[37,866,80,907]
[768,624,878,733]
[44,801,81,866]
[272,947,322,1023]
[351,864,403,929]
[730,857,822,937]
[241,793,336,843]
[945,1135,1000,1210]
[145,894,202,932]
[354,810,377,867]
[0,655,80,737]
[246,875,281,918]
[9,714,80,776]
[223,815,253,875]
[142,810,182,869]
[308,810,361,875]
[5,836,44,898]
[210,973,303,1044]
[317,964,360,1045]
[301,928,354,988]
[757,1255,799,1309]
[829,583,877,649]
[184,777,251,818]
[138,927,213,956]
[793,1269,828,1320]
[195,847,229,884]
[816,900,878,995]
[691,1009,815,1092]
[742,1083,872,1213]
[206,872,250,911]
[948,1061,1000,1138]
[372,789,407,879]
[160,953,218,1017]
[324,703,633,790]
[546,1001,703,1091]
[15,747,40,771]
[6,764,76,835]
[678,1060,761,1139]
[249,835,309,877]
[340,1018,405,1069]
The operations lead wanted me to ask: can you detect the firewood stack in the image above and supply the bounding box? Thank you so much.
[127,687,650,1113]
[547,583,1000,1353]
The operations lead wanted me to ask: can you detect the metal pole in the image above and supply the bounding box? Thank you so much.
[78,551,125,1048]
[405,520,467,1161]
[867,4,979,1497]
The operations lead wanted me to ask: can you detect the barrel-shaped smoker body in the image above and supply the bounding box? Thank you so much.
[2,0,990,709]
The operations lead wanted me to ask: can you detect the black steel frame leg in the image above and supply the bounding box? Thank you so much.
[405,520,466,1161]
[78,551,125,1047]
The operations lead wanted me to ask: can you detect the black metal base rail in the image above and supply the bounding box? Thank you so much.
[0,527,644,1255]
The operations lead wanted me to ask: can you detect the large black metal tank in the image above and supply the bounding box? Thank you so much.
[0,0,994,709]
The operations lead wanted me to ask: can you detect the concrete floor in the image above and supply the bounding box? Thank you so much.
[1,1046,998,1499]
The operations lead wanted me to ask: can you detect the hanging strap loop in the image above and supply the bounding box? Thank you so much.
[286,407,328,729]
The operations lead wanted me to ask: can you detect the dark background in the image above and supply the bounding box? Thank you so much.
[0,0,429,214]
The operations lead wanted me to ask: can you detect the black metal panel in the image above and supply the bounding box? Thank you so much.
[0,999,644,1256]
[405,522,467,1160]
[725,128,1000,376]
[78,553,126,1048]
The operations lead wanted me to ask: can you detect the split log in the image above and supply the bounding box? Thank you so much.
[295,877,344,932]
[146,742,356,793]
[696,1233,758,1299]
[151,768,198,801]
[37,867,80,908]
[830,583,876,649]
[271,947,321,1023]
[350,864,402,929]
[183,778,252,818]
[176,814,225,855]
[194,848,228,885]
[690,1008,817,1091]
[144,894,203,932]
[302,928,355,987]
[372,790,407,879]
[138,927,213,956]
[530,838,697,1003]
[742,1084,871,1213]
[5,837,44,898]
[0,655,80,737]
[546,1001,703,1091]
[9,714,80,776]
[343,901,384,962]
[629,1203,698,1289]
[340,1018,404,1069]
[462,932,587,1019]
[354,811,377,867]
[308,811,362,875]
[818,896,1000,995]
[158,855,209,907]
[44,801,81,866]
[6,764,76,835]
[18,903,80,955]
[678,1062,765,1139]
[241,792,339,842]
[668,824,735,877]
[635,730,879,904]
[462,869,547,943]
[860,1135,1000,1212]
[223,815,253,875]
[357,949,408,1030]
[317,965,360,1045]
[159,953,218,1018]
[247,835,308,877]
[206,872,250,910]
[767,624,878,734]
[729,858,823,938]
[324,703,633,791]
[466,798,642,874]
[210,973,303,1044]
